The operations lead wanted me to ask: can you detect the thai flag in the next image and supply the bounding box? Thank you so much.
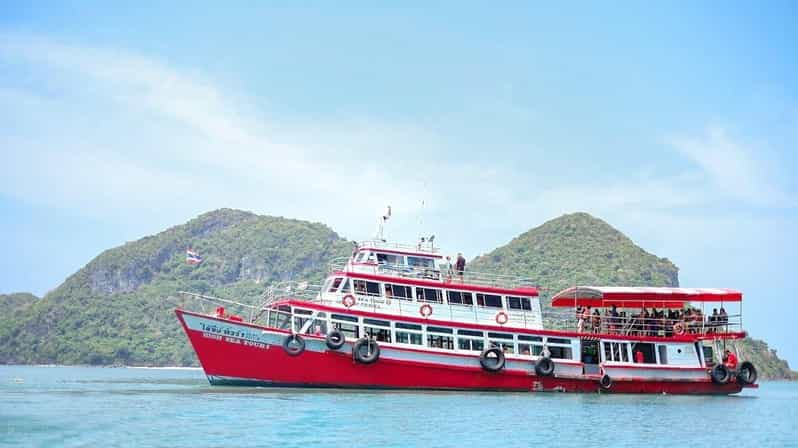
[186,248,203,265]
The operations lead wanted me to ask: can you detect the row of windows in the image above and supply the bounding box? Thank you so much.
[327,277,534,311]
[283,307,573,359]
[355,251,435,269]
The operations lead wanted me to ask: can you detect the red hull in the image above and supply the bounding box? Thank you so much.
[176,310,745,395]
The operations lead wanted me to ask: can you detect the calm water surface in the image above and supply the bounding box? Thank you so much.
[1,366,796,447]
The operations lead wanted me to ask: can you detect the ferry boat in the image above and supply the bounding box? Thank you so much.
[175,237,758,394]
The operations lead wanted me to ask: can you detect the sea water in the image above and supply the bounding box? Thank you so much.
[1,365,796,447]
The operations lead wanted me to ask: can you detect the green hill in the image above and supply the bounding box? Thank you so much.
[0,209,793,379]
[0,209,352,366]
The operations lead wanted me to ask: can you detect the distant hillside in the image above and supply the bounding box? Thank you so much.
[0,292,39,315]
[0,209,352,366]
[0,209,793,379]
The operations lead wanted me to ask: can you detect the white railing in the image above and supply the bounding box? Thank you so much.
[544,310,743,337]
[358,239,440,254]
[329,260,537,290]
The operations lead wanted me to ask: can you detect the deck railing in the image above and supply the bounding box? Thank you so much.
[543,310,743,338]
[329,259,537,291]
[358,239,440,254]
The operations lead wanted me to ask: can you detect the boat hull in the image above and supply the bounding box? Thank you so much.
[176,309,745,395]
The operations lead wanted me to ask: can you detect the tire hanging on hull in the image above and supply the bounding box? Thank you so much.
[282,334,305,356]
[352,338,380,364]
[534,357,555,377]
[479,347,506,372]
[325,329,346,350]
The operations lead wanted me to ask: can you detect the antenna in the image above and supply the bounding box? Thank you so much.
[374,205,391,241]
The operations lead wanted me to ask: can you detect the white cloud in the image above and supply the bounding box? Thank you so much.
[668,126,793,207]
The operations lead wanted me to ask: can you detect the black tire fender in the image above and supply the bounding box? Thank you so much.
[352,338,380,364]
[282,334,305,357]
[325,329,346,350]
[479,347,506,372]
[710,364,731,384]
[535,357,555,377]
[599,373,612,390]
[736,361,758,385]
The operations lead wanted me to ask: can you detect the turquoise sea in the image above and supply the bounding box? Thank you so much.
[1,365,796,447]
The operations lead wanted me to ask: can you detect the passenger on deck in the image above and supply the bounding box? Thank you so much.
[723,349,738,370]
[610,305,619,334]
[455,253,466,282]
[577,306,585,333]
[719,308,728,332]
[635,348,644,363]
[442,255,454,281]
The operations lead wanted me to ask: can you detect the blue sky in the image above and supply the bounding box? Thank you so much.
[1,3,796,364]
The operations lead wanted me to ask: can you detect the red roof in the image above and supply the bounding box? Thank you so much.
[550,286,742,308]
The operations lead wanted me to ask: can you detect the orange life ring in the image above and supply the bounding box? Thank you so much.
[419,304,433,318]
[342,294,356,308]
[495,311,509,325]
[673,322,685,335]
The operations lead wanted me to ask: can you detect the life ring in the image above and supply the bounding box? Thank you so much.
[673,322,685,336]
[325,329,346,350]
[352,338,380,364]
[495,311,509,325]
[419,304,433,318]
[599,374,613,390]
[479,347,506,372]
[342,294,356,308]
[282,334,305,356]
[535,357,555,377]
[710,364,730,384]
[736,361,757,385]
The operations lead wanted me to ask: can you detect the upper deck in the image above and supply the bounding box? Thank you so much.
[339,240,537,292]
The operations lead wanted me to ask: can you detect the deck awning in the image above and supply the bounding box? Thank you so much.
[550,286,742,308]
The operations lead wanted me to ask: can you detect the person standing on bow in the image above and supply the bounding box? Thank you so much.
[455,253,466,282]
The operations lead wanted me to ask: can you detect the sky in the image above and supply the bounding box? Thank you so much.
[1,2,796,364]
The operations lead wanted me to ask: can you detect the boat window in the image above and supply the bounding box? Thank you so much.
[334,322,359,339]
[303,312,328,336]
[353,280,381,296]
[427,330,454,350]
[458,336,485,352]
[385,283,412,301]
[376,253,403,265]
[395,328,423,345]
[340,278,351,293]
[476,293,502,308]
[407,256,434,268]
[518,335,543,342]
[355,252,367,262]
[447,291,474,305]
[322,278,333,293]
[632,343,656,363]
[331,313,358,322]
[507,296,532,311]
[396,322,422,330]
[549,346,572,360]
[294,308,313,315]
[417,288,443,303]
[603,342,630,362]
[328,278,343,292]
[268,308,291,330]
[547,337,571,345]
[658,345,668,364]
[488,332,513,339]
[427,326,453,334]
[365,323,391,342]
[457,329,483,337]
[364,318,390,327]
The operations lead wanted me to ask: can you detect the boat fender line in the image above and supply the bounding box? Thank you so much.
[736,361,758,385]
[479,347,506,372]
[342,294,356,308]
[352,338,380,364]
[710,364,731,384]
[599,374,613,390]
[282,334,305,357]
[495,311,509,325]
[534,357,555,377]
[325,329,346,350]
[419,304,433,318]
[673,322,685,336]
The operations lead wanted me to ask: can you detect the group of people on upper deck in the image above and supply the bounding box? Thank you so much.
[575,305,730,337]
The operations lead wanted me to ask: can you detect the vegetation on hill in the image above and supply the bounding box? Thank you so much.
[0,209,793,379]
[0,209,352,366]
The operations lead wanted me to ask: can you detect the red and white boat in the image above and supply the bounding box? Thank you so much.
[176,237,758,394]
